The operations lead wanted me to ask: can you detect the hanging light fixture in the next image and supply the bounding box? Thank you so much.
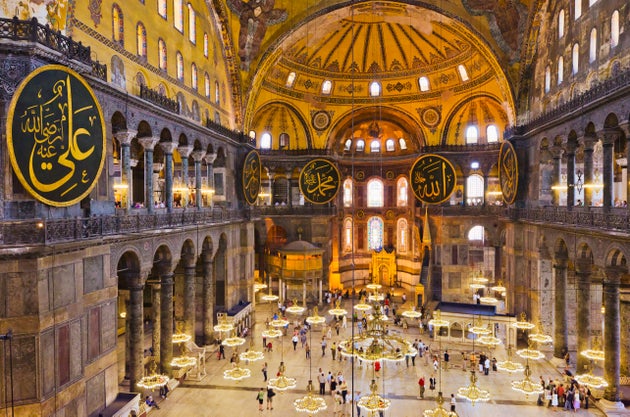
[240,349,265,362]
[512,312,536,330]
[528,321,553,344]
[511,364,544,397]
[137,361,169,390]
[358,379,391,412]
[328,298,348,316]
[286,299,306,315]
[268,361,297,391]
[457,369,491,405]
[496,345,525,373]
[354,296,373,312]
[306,307,326,325]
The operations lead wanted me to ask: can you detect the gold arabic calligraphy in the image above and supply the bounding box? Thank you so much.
[499,142,518,204]
[299,159,340,204]
[242,151,261,204]
[410,154,456,204]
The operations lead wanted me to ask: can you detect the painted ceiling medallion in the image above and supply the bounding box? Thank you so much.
[312,111,331,131]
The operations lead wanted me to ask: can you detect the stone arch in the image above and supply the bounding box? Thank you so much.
[214,233,229,311]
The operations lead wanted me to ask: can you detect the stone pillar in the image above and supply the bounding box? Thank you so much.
[128,282,144,392]
[114,130,137,210]
[203,254,215,345]
[566,141,576,207]
[582,135,597,207]
[602,129,619,209]
[553,257,568,359]
[151,282,161,361]
[178,145,193,188]
[287,174,293,207]
[160,142,179,213]
[192,150,206,209]
[551,145,563,206]
[183,256,196,337]
[138,137,160,213]
[160,271,174,376]
[205,153,217,207]
[575,259,592,373]
[602,266,623,403]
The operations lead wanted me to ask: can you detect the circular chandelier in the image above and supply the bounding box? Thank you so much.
[354,297,373,312]
[496,346,525,373]
[214,321,234,333]
[261,328,283,338]
[261,289,279,302]
[137,361,169,390]
[223,364,251,381]
[328,299,348,316]
[401,308,422,319]
[286,300,306,315]
[490,281,506,292]
[457,370,491,405]
[528,322,553,344]
[269,318,289,328]
[268,362,297,391]
[170,355,197,368]
[293,380,327,414]
[222,336,246,347]
[515,346,545,360]
[306,307,326,325]
[512,312,535,330]
[368,293,385,302]
[581,349,605,361]
[172,332,192,344]
[358,379,391,412]
[240,349,265,362]
[470,283,486,290]
[423,392,458,417]
[478,334,502,347]
[428,310,450,328]
[511,365,544,397]
[469,317,491,335]
[366,283,382,291]
[575,372,608,389]
[254,282,267,292]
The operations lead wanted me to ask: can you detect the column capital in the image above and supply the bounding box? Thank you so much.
[601,128,623,146]
[192,150,207,162]
[604,265,626,284]
[138,136,160,151]
[581,134,598,151]
[565,140,577,154]
[178,145,194,158]
[575,257,593,275]
[159,142,179,155]
[114,129,137,145]
[553,257,569,269]
[550,145,564,159]
[204,153,217,165]
[129,158,139,168]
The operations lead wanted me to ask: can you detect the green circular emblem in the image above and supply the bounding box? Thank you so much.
[242,150,261,205]
[499,141,519,204]
[409,154,457,204]
[7,65,106,207]
[299,159,340,204]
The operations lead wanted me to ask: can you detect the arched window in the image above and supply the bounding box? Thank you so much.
[136,23,147,57]
[176,52,184,80]
[367,217,384,250]
[286,72,296,88]
[112,4,124,46]
[466,174,484,206]
[279,133,289,148]
[557,56,564,84]
[572,43,579,75]
[486,125,498,143]
[574,0,581,20]
[386,139,395,152]
[397,177,408,207]
[174,0,183,31]
[204,73,210,97]
[369,81,381,97]
[343,218,353,252]
[397,218,408,253]
[611,11,619,48]
[468,225,484,242]
[558,9,565,38]
[260,133,271,149]
[370,140,380,153]
[158,38,167,70]
[399,138,407,150]
[249,130,256,142]
[188,3,196,43]
[418,76,430,91]
[204,33,209,57]
[589,28,597,63]
[588,0,597,6]
[322,80,332,95]
[215,81,220,104]
[545,65,551,92]
[356,139,365,152]
[367,178,384,207]
[466,126,478,144]
[458,64,469,81]
[158,0,167,18]
[343,179,353,207]
[191,63,198,89]
[344,139,352,151]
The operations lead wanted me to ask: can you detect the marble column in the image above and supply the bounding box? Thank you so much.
[575,259,592,373]
[160,142,179,213]
[566,141,576,207]
[138,137,160,213]
[114,130,137,210]
[603,266,623,403]
[192,150,206,209]
[582,135,597,207]
[287,175,293,207]
[203,254,215,345]
[602,129,619,209]
[205,153,217,206]
[553,257,568,359]
[178,145,193,185]
[551,145,563,206]
[151,282,161,361]
[128,282,144,392]
[160,272,174,376]
[183,257,196,338]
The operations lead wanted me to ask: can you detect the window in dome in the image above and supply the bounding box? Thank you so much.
[558,9,565,38]
[158,39,167,70]
[468,225,484,242]
[466,126,478,144]
[487,125,499,143]
[343,179,353,207]
[249,130,256,140]
[367,216,384,251]
[188,4,196,43]
[191,63,198,90]
[286,72,296,88]
[466,174,484,206]
[260,133,271,149]
[545,66,551,92]
[356,139,365,152]
[136,23,147,57]
[343,218,353,252]
[369,81,381,97]
[572,44,579,75]
[399,138,407,150]
[470,161,480,169]
[204,33,208,57]
[611,11,620,48]
[112,4,124,46]
[176,52,184,80]
[574,0,581,19]
[322,80,332,95]
[158,0,167,18]
[174,0,183,32]
[344,139,352,151]
[367,178,384,207]
[458,65,469,81]
[558,57,564,84]
[215,81,219,104]
[589,28,597,63]
[370,140,380,153]
[397,218,408,253]
[397,177,408,207]
[418,76,430,91]
[386,139,395,152]
[279,133,289,148]
[204,73,210,97]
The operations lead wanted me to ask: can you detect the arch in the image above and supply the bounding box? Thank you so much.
[111,111,127,134]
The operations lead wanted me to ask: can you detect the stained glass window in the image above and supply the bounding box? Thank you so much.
[397,177,408,207]
[343,179,353,207]
[174,0,183,31]
[367,217,383,251]
[188,3,196,43]
[367,178,384,207]
[344,218,353,252]
[397,218,408,252]
[136,23,147,57]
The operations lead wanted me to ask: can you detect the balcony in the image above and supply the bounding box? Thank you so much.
[251,205,337,217]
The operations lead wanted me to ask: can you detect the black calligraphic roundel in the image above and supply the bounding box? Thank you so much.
[409,154,457,204]
[242,150,261,205]
[299,159,340,205]
[7,65,106,207]
[499,141,519,205]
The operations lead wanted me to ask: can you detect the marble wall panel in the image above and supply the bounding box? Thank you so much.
[83,255,104,294]
[86,371,105,417]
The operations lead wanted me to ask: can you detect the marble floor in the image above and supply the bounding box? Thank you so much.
[144,300,610,417]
